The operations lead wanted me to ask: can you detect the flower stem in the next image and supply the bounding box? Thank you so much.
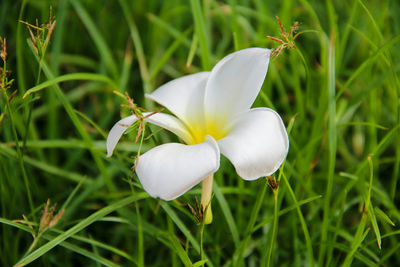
[199,220,205,266]
[266,189,279,267]
[201,175,213,224]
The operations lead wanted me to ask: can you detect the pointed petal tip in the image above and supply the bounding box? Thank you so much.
[106,115,138,160]
[106,112,193,157]
[242,47,271,56]
[204,47,272,123]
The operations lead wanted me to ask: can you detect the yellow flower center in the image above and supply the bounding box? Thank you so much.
[188,117,229,144]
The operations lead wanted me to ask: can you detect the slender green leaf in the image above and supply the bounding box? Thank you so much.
[14,194,147,266]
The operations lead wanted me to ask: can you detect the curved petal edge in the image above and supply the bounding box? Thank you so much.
[146,72,210,130]
[218,108,289,180]
[106,115,138,157]
[136,136,220,200]
[204,48,271,127]
[106,113,192,157]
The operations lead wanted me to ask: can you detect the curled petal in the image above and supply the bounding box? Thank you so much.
[106,115,137,157]
[218,108,289,180]
[204,48,271,128]
[106,113,192,157]
[146,72,210,132]
[136,137,220,200]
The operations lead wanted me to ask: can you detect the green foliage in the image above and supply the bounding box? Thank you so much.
[1,0,400,266]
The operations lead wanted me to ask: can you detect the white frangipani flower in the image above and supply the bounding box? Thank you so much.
[107,48,289,222]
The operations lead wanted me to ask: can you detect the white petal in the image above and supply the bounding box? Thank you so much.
[146,72,210,131]
[106,115,137,157]
[204,48,271,128]
[146,113,193,144]
[218,108,289,180]
[106,113,192,157]
[136,137,220,200]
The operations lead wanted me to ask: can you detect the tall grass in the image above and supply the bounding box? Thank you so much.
[1,0,400,266]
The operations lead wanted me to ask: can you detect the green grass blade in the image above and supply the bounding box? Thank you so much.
[69,0,119,80]
[161,203,200,252]
[368,203,381,249]
[27,40,115,192]
[190,0,211,70]
[342,229,370,267]
[161,202,215,267]
[337,34,400,99]
[233,180,268,267]
[118,0,152,109]
[265,187,279,267]
[213,181,240,248]
[49,237,121,267]
[253,195,322,232]
[319,32,337,267]
[0,145,93,185]
[23,73,118,98]
[149,29,192,80]
[13,193,147,266]
[281,173,314,267]
[374,207,395,227]
[0,217,133,266]
[164,232,193,266]
[16,0,28,95]
[366,156,381,249]
[147,13,192,49]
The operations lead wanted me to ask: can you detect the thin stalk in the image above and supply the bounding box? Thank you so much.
[295,48,311,111]
[14,193,147,266]
[16,0,28,95]
[135,203,144,267]
[69,0,119,80]
[264,165,285,267]
[166,218,178,267]
[387,37,400,203]
[190,0,211,70]
[342,155,375,266]
[27,42,115,192]
[281,172,314,266]
[213,180,240,248]
[318,30,336,266]
[22,55,43,155]
[199,221,205,266]
[2,91,35,222]
[228,0,240,50]
[326,189,347,266]
[265,188,278,267]
[234,180,268,267]
[118,0,153,109]
[2,50,36,222]
[134,124,145,267]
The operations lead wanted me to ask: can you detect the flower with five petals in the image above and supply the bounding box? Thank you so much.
[107,48,289,223]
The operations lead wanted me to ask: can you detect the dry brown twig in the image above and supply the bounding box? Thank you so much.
[13,199,64,253]
[19,6,56,58]
[112,91,164,178]
[188,197,205,224]
[267,16,302,60]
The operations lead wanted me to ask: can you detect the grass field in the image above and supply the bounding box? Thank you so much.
[1,0,400,266]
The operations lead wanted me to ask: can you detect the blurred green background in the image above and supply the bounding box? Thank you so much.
[1,0,400,266]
